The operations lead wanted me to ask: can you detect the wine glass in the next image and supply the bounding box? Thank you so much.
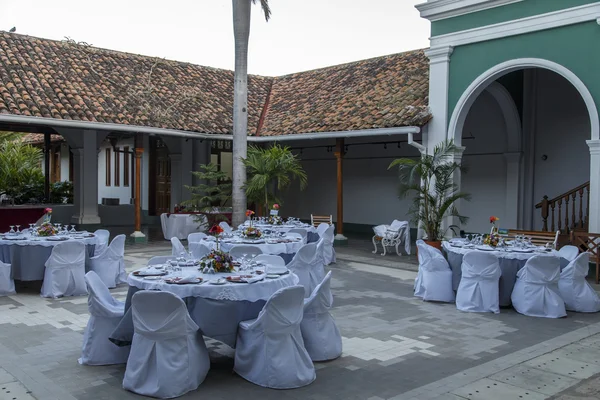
[70,224,76,233]
[9,226,14,236]
[15,225,20,234]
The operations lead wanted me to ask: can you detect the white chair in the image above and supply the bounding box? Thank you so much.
[234,286,315,389]
[372,220,411,256]
[318,224,336,265]
[94,229,110,257]
[189,242,211,259]
[187,232,208,243]
[511,254,566,318]
[301,271,342,361]
[316,223,329,237]
[147,256,172,266]
[559,245,580,263]
[89,234,126,289]
[160,213,169,240]
[414,240,426,298]
[456,251,501,314]
[41,241,87,298]
[0,261,15,296]
[219,221,233,234]
[414,240,454,303]
[228,245,263,259]
[288,229,307,242]
[559,252,600,312]
[288,243,324,298]
[79,271,130,365]
[123,291,210,398]
[255,254,286,268]
[171,237,188,257]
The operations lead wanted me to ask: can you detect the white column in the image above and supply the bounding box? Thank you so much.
[71,130,100,225]
[424,46,453,153]
[587,139,600,233]
[447,146,465,238]
[504,152,522,229]
[169,153,182,212]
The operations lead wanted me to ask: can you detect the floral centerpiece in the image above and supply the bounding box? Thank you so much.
[270,203,280,216]
[199,250,234,273]
[484,233,501,247]
[209,224,224,250]
[489,216,499,235]
[267,215,283,225]
[246,209,255,227]
[242,226,262,238]
[43,208,52,223]
[37,222,57,237]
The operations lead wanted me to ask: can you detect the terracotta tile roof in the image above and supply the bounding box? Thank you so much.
[0,32,430,137]
[258,50,431,136]
[20,133,62,144]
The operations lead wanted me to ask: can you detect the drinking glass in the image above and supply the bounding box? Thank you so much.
[9,226,14,235]
[240,253,248,271]
[70,225,76,233]
[15,225,20,234]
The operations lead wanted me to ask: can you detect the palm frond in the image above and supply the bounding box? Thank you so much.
[252,0,271,21]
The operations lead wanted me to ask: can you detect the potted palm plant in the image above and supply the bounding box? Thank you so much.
[389,140,470,250]
[243,144,307,215]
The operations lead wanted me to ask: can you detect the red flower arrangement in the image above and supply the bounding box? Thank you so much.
[489,216,499,224]
[272,203,279,210]
[245,210,255,217]
[209,225,224,235]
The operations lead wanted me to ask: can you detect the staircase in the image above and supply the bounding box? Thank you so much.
[535,182,589,233]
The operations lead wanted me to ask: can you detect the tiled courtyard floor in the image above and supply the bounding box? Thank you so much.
[1,235,600,399]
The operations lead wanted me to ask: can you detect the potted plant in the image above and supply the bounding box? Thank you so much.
[389,140,470,250]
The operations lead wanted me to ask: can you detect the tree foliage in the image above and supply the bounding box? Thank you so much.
[243,144,307,214]
[182,163,232,226]
[0,141,44,204]
[389,140,470,241]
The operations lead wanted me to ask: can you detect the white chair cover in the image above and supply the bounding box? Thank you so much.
[189,242,211,259]
[414,240,425,298]
[288,228,308,242]
[234,286,315,389]
[288,243,324,298]
[0,261,15,296]
[456,251,501,313]
[147,256,172,266]
[219,221,233,234]
[188,232,208,243]
[319,224,336,265]
[41,241,87,298]
[123,291,210,398]
[255,254,286,268]
[559,245,580,263]
[511,254,566,318]
[301,271,342,361]
[228,245,263,259]
[160,213,169,240]
[94,229,110,256]
[316,223,329,237]
[89,234,126,288]
[415,241,454,303]
[79,271,130,365]
[171,237,188,257]
[559,252,600,312]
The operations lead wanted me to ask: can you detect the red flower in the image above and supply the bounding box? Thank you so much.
[489,216,499,224]
[245,210,255,217]
[209,225,224,235]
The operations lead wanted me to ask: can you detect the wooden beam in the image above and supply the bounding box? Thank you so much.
[334,138,345,236]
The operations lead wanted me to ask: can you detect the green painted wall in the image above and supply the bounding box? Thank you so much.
[432,0,598,36]
[447,21,600,123]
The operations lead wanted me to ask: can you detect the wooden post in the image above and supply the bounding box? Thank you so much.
[44,132,51,202]
[131,133,145,239]
[334,138,347,242]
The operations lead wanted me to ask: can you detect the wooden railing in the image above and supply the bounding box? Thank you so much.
[535,181,589,233]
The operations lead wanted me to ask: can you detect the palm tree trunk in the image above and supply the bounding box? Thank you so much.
[232,0,251,227]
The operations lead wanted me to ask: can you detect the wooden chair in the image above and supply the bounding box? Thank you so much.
[570,231,600,284]
[507,229,560,248]
[311,214,332,228]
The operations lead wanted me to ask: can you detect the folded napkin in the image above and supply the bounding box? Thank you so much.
[139,267,164,275]
[177,275,199,283]
[243,275,265,284]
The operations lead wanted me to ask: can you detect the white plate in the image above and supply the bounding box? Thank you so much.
[510,248,534,253]
[144,276,162,280]
[266,274,279,279]
[475,245,495,251]
[268,266,288,275]
[209,278,227,285]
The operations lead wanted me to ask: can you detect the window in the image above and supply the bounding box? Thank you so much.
[105,148,111,186]
[114,147,120,187]
[124,146,130,187]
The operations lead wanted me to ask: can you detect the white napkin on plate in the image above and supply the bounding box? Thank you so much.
[139,267,164,275]
[243,275,265,283]
[177,275,199,283]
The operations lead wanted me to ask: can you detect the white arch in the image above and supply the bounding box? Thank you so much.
[448,58,600,145]
[484,81,522,153]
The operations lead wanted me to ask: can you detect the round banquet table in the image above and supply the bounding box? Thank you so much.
[160,213,206,240]
[110,268,299,348]
[442,241,567,307]
[200,235,304,264]
[0,234,97,281]
[243,222,320,243]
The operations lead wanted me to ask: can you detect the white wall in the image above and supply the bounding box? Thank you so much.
[280,137,421,227]
[97,138,134,205]
[532,69,590,229]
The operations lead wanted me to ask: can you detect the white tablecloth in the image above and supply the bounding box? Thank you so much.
[161,213,206,240]
[112,268,299,347]
[0,234,97,281]
[442,241,561,306]
[201,236,304,258]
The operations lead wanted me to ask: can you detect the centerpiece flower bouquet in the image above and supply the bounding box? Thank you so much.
[242,226,262,238]
[484,216,501,247]
[199,250,234,273]
[43,208,52,223]
[267,215,283,225]
[246,209,255,227]
[209,224,224,250]
[37,222,57,237]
